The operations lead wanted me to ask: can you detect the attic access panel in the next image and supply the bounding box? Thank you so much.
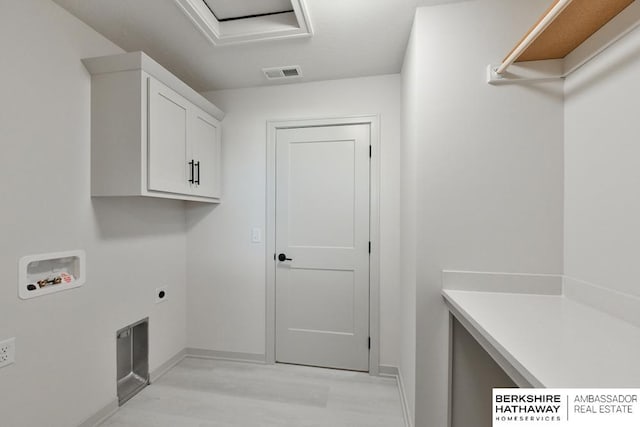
[204,0,293,21]
[175,0,313,46]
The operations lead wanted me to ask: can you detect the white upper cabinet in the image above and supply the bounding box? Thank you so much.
[147,78,190,195]
[189,107,222,199]
[83,52,224,203]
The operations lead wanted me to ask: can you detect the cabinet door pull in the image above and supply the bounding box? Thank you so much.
[188,160,195,184]
[195,161,201,185]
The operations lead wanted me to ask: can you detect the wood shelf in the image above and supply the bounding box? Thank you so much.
[488,0,640,84]
[509,0,634,63]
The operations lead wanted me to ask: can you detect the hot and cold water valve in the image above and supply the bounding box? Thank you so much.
[18,250,86,299]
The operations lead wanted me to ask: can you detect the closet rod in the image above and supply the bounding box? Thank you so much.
[496,0,574,74]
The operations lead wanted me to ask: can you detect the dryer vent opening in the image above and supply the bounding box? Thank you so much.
[117,318,149,406]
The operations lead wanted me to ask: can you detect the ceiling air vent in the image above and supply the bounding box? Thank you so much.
[262,66,303,80]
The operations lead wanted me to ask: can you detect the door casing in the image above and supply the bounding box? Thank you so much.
[265,115,381,375]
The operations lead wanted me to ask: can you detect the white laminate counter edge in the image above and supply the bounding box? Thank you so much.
[443,270,640,328]
[443,285,640,388]
[443,289,543,388]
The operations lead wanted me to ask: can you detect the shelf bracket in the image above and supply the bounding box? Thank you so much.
[487,60,563,85]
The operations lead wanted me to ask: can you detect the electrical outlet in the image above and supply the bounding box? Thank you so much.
[0,338,15,368]
[155,287,167,304]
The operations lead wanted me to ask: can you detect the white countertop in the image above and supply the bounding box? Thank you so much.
[443,288,640,388]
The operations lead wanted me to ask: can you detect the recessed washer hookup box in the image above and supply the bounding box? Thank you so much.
[18,250,86,299]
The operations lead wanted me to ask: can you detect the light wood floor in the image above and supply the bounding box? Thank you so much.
[101,358,406,427]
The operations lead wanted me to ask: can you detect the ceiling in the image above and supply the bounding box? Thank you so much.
[51,0,466,92]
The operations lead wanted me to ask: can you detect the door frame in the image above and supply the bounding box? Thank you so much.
[265,115,381,375]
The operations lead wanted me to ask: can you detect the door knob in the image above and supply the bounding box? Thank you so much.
[278,253,292,262]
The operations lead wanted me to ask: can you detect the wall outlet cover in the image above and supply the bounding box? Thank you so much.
[0,337,15,368]
[155,287,167,304]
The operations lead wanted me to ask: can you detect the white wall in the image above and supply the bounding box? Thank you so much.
[564,25,640,300]
[186,75,402,367]
[399,19,419,425]
[404,1,565,426]
[0,1,188,426]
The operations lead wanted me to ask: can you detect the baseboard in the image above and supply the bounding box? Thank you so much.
[397,368,414,427]
[378,364,399,377]
[150,349,187,383]
[77,399,118,427]
[186,348,266,364]
[377,365,412,427]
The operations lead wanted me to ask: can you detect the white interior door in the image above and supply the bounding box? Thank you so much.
[147,77,189,195]
[275,123,370,372]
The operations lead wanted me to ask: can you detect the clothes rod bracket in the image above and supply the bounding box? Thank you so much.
[487,62,563,85]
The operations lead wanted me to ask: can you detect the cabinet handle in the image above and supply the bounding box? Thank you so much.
[195,161,200,185]
[188,160,195,184]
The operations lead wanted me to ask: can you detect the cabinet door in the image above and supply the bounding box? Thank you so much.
[147,77,190,195]
[189,108,221,199]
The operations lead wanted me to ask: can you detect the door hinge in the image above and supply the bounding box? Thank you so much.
[369,145,372,158]
[368,337,371,349]
[368,241,371,254]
